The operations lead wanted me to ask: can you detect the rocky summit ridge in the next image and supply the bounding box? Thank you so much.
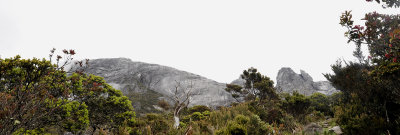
[73,58,235,113]
[276,67,338,96]
[72,58,337,113]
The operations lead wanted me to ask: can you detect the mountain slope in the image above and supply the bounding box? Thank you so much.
[76,58,235,113]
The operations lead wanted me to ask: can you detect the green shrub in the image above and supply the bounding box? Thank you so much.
[179,122,186,128]
[279,113,296,131]
[141,113,171,134]
[309,92,332,116]
[282,91,311,123]
[248,115,271,135]
[150,119,169,134]
[181,115,191,123]
[59,101,89,133]
[230,102,239,106]
[202,110,210,116]
[188,105,211,113]
[197,120,212,134]
[215,129,226,135]
[145,113,160,121]
[215,121,248,135]
[12,128,47,135]
[334,97,387,135]
[234,115,249,125]
[191,112,205,121]
[227,122,247,135]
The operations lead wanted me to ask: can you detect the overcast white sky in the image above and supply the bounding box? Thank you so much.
[0,0,398,83]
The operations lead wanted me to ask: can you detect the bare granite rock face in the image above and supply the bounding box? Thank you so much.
[76,58,234,109]
[276,67,338,96]
[313,81,338,95]
[230,77,245,86]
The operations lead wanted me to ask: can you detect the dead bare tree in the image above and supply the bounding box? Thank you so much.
[168,80,195,129]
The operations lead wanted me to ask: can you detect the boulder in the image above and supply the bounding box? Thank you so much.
[329,126,343,134]
[303,123,323,134]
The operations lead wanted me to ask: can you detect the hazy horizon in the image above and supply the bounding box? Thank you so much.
[1,0,398,83]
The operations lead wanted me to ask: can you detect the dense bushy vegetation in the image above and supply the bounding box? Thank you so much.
[0,50,136,134]
[324,0,400,134]
[130,90,342,135]
[2,0,400,134]
[0,53,340,134]
[127,67,340,134]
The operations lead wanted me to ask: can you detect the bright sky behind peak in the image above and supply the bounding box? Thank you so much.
[0,0,398,83]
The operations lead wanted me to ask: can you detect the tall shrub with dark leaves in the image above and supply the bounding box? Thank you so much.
[325,1,400,133]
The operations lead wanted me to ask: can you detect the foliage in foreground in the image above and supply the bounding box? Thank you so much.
[0,51,136,134]
[326,0,400,134]
[0,54,338,135]
[131,91,338,135]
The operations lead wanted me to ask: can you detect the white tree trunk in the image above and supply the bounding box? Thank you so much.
[174,115,180,128]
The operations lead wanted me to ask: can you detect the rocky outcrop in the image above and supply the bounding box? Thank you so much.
[73,58,234,112]
[303,123,323,134]
[313,81,338,95]
[276,67,338,96]
[329,126,343,134]
[230,77,245,86]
